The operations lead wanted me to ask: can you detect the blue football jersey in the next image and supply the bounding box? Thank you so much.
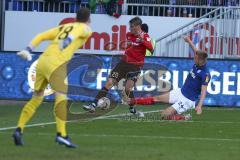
[181,64,211,101]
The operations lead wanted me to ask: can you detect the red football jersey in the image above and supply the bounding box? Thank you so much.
[122,31,153,67]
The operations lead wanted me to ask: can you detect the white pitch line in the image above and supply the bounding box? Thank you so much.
[0,131,239,142]
[0,109,240,131]
[0,122,57,131]
[79,134,240,142]
[94,109,162,119]
[95,110,240,124]
[0,110,161,131]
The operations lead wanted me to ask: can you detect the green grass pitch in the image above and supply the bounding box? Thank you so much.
[0,101,239,160]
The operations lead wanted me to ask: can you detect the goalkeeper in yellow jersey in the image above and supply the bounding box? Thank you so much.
[13,8,92,148]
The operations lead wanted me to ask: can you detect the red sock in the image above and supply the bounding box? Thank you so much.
[165,115,186,121]
[130,97,154,105]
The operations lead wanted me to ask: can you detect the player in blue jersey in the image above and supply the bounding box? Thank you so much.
[129,36,211,120]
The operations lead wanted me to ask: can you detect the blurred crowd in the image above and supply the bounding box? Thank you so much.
[4,0,240,18]
[127,0,239,6]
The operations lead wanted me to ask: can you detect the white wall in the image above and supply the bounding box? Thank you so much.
[4,11,195,54]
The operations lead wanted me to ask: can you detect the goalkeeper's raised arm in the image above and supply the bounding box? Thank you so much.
[17,27,60,61]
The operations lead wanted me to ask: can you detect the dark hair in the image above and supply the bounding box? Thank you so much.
[196,50,208,60]
[129,17,142,26]
[76,8,90,23]
[141,23,149,33]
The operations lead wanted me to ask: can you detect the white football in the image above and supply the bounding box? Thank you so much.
[97,97,111,110]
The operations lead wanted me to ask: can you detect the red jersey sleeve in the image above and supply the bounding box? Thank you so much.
[141,33,153,52]
[126,32,132,39]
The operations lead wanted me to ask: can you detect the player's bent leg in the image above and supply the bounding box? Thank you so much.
[161,107,186,120]
[153,92,170,103]
[54,93,68,137]
[95,78,114,100]
[129,96,155,105]
[13,91,44,146]
[122,89,140,115]
[161,106,191,121]
[122,79,134,104]
[17,91,44,130]
[124,79,144,117]
[161,106,177,118]
[83,78,116,112]
[129,92,170,106]
[54,93,77,148]
[106,77,117,89]
[124,84,138,114]
[55,133,77,148]
[125,90,137,114]
[12,128,24,146]
[99,77,117,99]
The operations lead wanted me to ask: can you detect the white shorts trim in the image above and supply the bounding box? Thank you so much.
[169,88,195,114]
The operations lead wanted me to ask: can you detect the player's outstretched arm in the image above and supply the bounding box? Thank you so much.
[137,33,153,52]
[142,35,153,52]
[182,36,198,53]
[17,47,32,61]
[30,27,59,48]
[195,85,207,115]
[17,27,59,61]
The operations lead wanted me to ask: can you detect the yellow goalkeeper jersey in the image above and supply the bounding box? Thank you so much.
[30,22,92,92]
[30,22,92,62]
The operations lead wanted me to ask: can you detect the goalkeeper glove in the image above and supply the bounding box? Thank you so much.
[17,46,32,61]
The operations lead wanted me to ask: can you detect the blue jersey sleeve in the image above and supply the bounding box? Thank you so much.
[201,72,210,85]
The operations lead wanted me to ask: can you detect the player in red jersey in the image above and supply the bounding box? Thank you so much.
[83,17,153,115]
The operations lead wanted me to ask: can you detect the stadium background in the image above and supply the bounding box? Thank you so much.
[0,0,240,107]
[0,1,240,160]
